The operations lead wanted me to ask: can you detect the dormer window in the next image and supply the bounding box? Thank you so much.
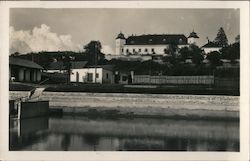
[149,39,153,43]
[130,40,135,44]
[163,38,166,42]
[179,38,183,43]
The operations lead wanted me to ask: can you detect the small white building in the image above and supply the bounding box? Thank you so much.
[201,41,222,56]
[70,65,114,84]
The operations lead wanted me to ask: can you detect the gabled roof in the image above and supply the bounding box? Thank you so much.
[47,61,88,70]
[71,61,88,69]
[126,34,188,45]
[9,57,43,69]
[202,41,222,48]
[85,65,115,71]
[47,61,64,70]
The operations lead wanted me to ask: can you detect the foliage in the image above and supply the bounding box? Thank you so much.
[220,42,240,62]
[189,45,204,65]
[83,41,105,65]
[214,27,228,47]
[206,51,222,66]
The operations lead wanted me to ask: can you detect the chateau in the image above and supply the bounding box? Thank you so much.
[115,31,199,55]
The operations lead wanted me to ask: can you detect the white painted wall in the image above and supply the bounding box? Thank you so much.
[202,47,221,54]
[123,45,171,55]
[115,39,126,55]
[70,68,113,84]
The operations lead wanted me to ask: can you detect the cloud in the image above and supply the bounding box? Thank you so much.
[10,24,81,54]
[102,45,114,55]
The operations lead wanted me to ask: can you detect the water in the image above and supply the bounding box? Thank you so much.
[9,116,239,151]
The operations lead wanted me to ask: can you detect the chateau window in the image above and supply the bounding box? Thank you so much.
[145,48,148,52]
[96,73,99,78]
[151,48,154,52]
[106,73,109,79]
[133,49,135,52]
[126,49,129,53]
[138,48,141,52]
[121,48,124,52]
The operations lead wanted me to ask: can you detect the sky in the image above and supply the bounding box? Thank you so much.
[10,8,240,55]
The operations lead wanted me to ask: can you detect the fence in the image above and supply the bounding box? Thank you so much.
[133,75,214,85]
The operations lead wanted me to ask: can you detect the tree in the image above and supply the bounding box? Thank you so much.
[179,47,191,61]
[220,42,240,63]
[214,27,228,47]
[235,35,240,43]
[84,41,105,65]
[206,51,222,66]
[190,45,204,65]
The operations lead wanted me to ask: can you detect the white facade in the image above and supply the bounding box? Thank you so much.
[70,68,114,84]
[115,38,126,55]
[123,45,172,55]
[202,47,222,55]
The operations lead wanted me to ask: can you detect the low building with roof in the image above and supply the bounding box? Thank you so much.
[201,40,222,55]
[9,57,43,82]
[115,31,199,56]
[70,65,115,84]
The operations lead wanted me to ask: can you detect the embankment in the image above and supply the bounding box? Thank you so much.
[9,91,239,120]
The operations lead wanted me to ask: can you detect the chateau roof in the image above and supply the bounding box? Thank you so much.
[116,32,126,39]
[126,34,188,45]
[188,31,199,38]
[9,57,43,69]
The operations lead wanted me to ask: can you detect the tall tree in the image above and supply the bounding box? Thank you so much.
[214,27,228,47]
[206,51,222,67]
[190,45,204,65]
[84,41,104,65]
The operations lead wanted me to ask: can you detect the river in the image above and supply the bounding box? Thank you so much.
[9,115,239,151]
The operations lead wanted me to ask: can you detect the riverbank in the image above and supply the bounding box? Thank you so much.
[9,91,239,120]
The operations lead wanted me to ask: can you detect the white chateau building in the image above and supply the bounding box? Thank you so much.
[115,31,199,55]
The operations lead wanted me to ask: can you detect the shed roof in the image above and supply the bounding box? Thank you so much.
[9,57,43,69]
[126,34,188,45]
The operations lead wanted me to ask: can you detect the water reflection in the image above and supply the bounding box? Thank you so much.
[9,116,239,151]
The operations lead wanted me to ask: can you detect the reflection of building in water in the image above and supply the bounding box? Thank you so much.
[9,117,49,150]
[9,117,239,151]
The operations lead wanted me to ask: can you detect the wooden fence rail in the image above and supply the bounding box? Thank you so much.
[133,75,214,85]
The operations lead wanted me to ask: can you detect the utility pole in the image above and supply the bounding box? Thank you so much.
[94,43,97,83]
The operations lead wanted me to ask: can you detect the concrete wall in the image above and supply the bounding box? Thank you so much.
[19,101,49,119]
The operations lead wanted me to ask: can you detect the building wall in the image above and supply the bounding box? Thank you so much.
[24,69,31,82]
[71,68,113,84]
[115,39,126,55]
[18,68,24,81]
[202,47,221,54]
[123,44,171,55]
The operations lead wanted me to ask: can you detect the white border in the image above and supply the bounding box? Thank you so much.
[0,1,249,161]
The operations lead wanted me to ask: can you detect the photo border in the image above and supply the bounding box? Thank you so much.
[0,1,249,161]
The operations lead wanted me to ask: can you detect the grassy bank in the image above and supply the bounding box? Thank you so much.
[45,83,239,96]
[9,82,239,96]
